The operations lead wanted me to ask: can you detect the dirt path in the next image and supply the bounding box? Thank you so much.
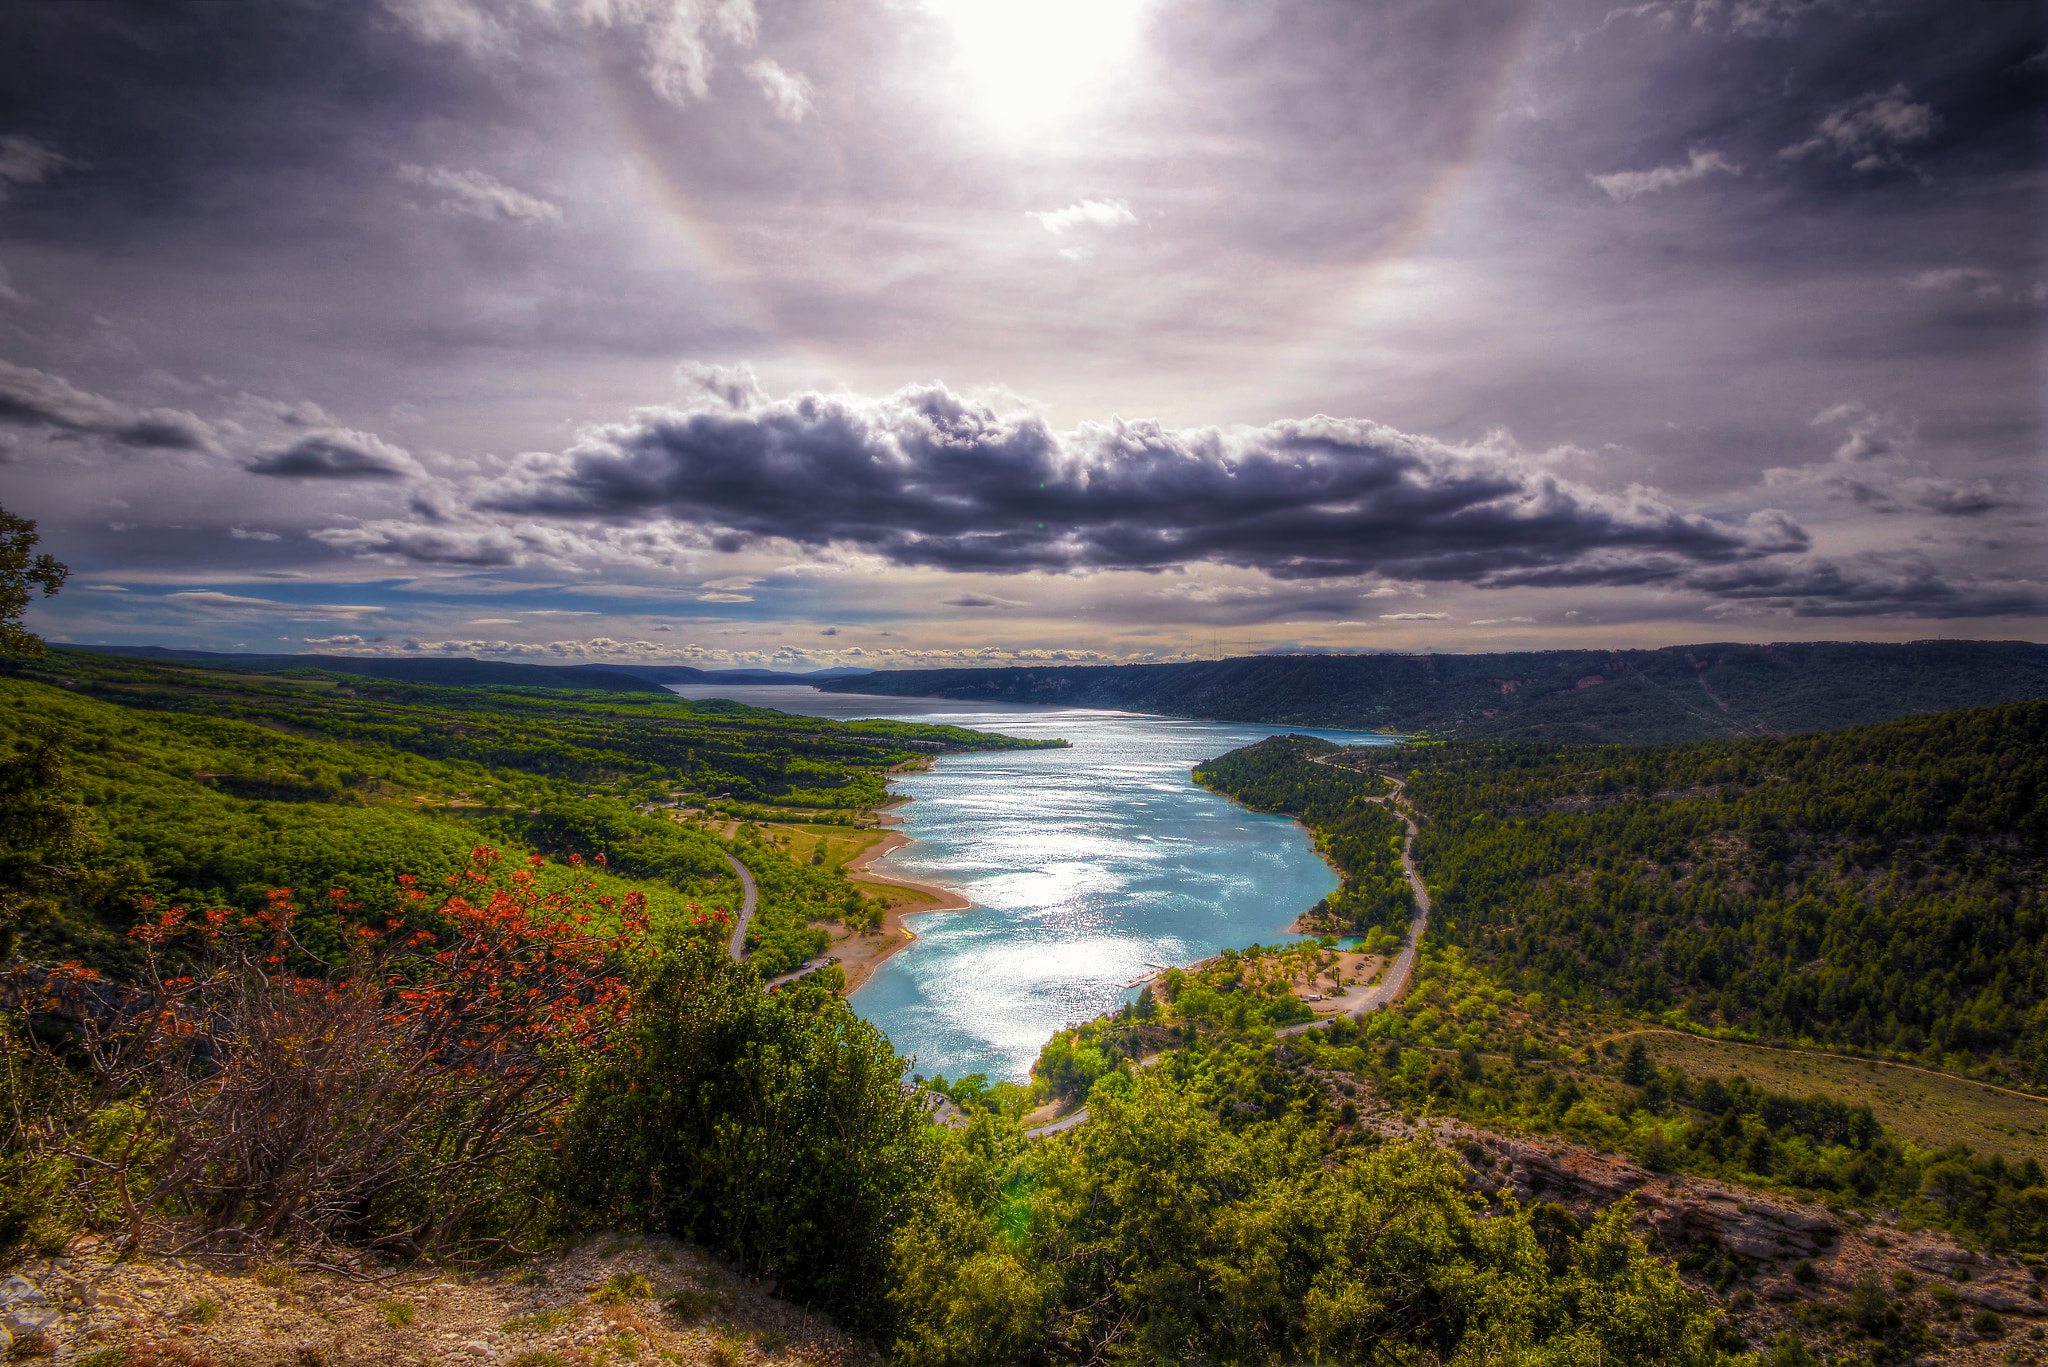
[13,1232,879,1366]
[786,819,977,995]
[1280,770,1430,1035]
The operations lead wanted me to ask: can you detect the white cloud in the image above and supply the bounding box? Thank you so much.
[1780,86,1938,173]
[303,634,374,648]
[1468,616,1535,625]
[1903,267,1994,291]
[1380,612,1450,621]
[166,592,385,617]
[1027,198,1137,235]
[381,0,760,107]
[0,135,68,201]
[1589,148,1740,202]
[378,0,506,56]
[744,58,813,122]
[229,526,281,541]
[396,164,562,223]
[697,591,755,602]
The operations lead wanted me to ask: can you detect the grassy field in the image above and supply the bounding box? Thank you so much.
[724,817,949,912]
[1634,1030,2048,1163]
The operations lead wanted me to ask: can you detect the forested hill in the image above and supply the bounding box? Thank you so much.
[0,649,1055,976]
[1295,701,2045,1087]
[817,638,2048,743]
[71,645,670,693]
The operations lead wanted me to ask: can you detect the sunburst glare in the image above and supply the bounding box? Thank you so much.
[922,0,1153,142]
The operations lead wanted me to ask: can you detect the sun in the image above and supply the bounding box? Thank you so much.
[922,0,1153,143]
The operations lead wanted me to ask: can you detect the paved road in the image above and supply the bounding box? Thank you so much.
[725,853,759,959]
[1024,768,1427,1140]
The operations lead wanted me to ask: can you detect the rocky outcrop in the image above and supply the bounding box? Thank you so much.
[1403,1124,1841,1260]
[1632,1188,1838,1261]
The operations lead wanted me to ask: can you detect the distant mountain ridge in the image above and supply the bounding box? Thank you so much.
[58,647,874,693]
[579,663,876,683]
[60,645,670,694]
[815,640,2048,743]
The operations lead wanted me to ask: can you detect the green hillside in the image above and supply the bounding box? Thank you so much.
[0,650,1051,977]
[70,644,673,692]
[1200,702,2048,1089]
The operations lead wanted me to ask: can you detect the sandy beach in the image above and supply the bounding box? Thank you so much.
[831,814,973,994]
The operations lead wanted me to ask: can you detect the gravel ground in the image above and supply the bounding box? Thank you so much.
[5,1232,883,1367]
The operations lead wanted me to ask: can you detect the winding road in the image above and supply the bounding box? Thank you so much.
[1277,771,1431,1035]
[1024,768,1429,1140]
[725,852,759,960]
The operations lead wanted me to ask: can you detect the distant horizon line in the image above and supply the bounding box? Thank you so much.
[49,636,2048,672]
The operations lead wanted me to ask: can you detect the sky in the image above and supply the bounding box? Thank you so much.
[0,0,2042,671]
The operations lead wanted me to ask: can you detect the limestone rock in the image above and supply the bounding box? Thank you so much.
[0,1275,56,1339]
[1901,1241,1980,1273]
[1958,1279,2045,1316]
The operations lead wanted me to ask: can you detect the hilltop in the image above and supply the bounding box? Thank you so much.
[59,646,879,692]
[817,639,2048,743]
[68,645,671,694]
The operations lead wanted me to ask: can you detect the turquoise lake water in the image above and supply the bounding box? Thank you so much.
[667,685,1397,1083]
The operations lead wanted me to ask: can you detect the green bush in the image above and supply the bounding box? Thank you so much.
[558,940,936,1337]
[593,1272,653,1304]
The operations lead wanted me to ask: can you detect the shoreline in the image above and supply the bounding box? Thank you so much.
[834,799,974,996]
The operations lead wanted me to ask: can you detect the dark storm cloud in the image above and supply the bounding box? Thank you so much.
[1557,2,2044,232]
[1694,553,2044,619]
[478,382,1807,585]
[1760,405,2024,518]
[0,360,214,451]
[246,429,421,481]
[312,524,519,567]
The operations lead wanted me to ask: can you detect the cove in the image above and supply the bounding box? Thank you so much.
[667,685,1398,1082]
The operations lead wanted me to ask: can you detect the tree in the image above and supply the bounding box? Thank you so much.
[0,729,101,960]
[1920,1160,1986,1218]
[559,938,937,1336]
[890,1073,1740,1367]
[0,504,67,657]
[1621,1037,1654,1086]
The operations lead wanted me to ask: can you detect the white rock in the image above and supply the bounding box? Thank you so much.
[0,1306,56,1338]
[0,1276,48,1310]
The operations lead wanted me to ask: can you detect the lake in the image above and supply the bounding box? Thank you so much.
[667,684,1398,1083]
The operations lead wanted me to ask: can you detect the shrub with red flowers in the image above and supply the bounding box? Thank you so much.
[4,847,641,1266]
